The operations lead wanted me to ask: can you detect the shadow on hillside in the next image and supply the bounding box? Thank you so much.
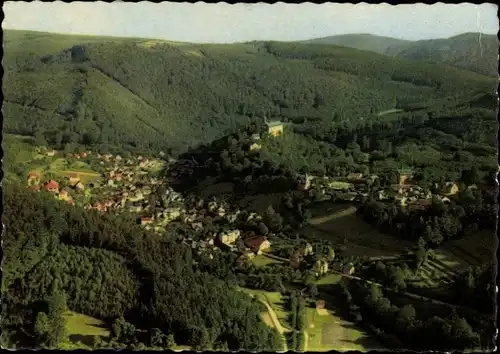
[69,334,95,347]
[337,336,387,351]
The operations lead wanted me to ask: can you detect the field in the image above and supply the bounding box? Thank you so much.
[239,288,292,331]
[305,304,382,352]
[59,311,110,349]
[315,274,342,286]
[3,134,102,185]
[251,254,284,267]
[303,202,412,258]
[407,230,497,288]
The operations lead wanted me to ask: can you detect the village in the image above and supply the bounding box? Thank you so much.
[24,120,477,286]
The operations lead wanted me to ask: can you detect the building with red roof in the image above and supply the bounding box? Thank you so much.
[44,180,59,193]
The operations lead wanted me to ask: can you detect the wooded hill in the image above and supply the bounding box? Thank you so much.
[3,30,497,156]
[303,32,499,77]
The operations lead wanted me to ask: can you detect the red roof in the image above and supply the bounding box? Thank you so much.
[67,200,75,206]
[244,236,267,251]
[30,185,41,191]
[44,180,59,190]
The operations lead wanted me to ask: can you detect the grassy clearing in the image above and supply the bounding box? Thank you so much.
[305,305,380,352]
[61,311,110,349]
[315,274,342,286]
[252,254,283,267]
[239,288,291,331]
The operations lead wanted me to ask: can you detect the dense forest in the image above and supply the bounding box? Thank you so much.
[1,183,281,350]
[3,30,497,156]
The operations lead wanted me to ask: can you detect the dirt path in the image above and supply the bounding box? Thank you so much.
[61,170,101,177]
[247,293,289,352]
[309,206,357,225]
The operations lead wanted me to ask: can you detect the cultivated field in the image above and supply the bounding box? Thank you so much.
[407,230,497,288]
[439,231,497,268]
[303,203,412,258]
[305,305,382,352]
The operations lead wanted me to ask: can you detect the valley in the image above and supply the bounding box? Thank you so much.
[1,26,497,353]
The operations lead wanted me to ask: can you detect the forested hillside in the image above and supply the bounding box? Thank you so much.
[3,30,497,156]
[305,32,499,77]
[1,182,281,350]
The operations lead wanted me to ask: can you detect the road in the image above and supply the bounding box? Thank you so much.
[247,293,290,352]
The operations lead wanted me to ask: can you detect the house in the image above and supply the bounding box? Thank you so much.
[249,142,262,151]
[316,300,326,310]
[395,195,407,207]
[46,149,57,157]
[397,169,413,185]
[67,199,75,206]
[80,152,88,158]
[378,190,389,200]
[346,173,363,181]
[289,252,302,268]
[44,180,59,193]
[408,199,432,212]
[218,230,241,245]
[68,173,81,186]
[75,182,85,191]
[342,263,355,275]
[266,119,284,137]
[139,216,154,225]
[27,171,41,185]
[244,236,271,255]
[58,189,70,201]
[313,260,329,277]
[441,182,459,196]
[114,173,123,182]
[300,243,314,257]
[299,174,314,191]
[30,185,41,192]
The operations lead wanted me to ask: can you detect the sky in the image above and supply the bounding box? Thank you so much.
[3,2,499,43]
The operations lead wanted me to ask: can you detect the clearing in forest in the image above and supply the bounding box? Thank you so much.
[60,311,110,349]
[305,306,381,352]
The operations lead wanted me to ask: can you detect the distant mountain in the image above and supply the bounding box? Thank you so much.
[300,33,412,55]
[303,32,499,77]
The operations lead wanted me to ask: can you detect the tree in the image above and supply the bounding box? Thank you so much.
[258,222,269,236]
[327,247,336,262]
[35,130,48,147]
[165,334,176,349]
[415,243,428,271]
[150,328,164,347]
[461,166,481,186]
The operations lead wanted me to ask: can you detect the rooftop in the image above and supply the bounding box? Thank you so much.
[266,120,283,127]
